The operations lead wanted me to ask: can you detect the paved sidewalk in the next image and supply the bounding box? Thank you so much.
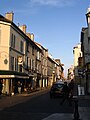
[42,106,90,120]
[42,95,90,120]
[42,113,73,120]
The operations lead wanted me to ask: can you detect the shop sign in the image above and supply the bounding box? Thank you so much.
[18,56,23,65]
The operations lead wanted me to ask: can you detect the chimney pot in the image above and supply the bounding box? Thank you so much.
[5,12,14,21]
[19,25,27,34]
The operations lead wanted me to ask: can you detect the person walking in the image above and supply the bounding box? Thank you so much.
[0,80,3,97]
[68,80,74,98]
[68,79,74,106]
[18,81,22,94]
[60,82,69,105]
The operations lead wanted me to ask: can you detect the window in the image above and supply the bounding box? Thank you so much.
[88,37,90,44]
[43,59,44,65]
[39,53,41,60]
[26,42,29,52]
[15,58,17,71]
[11,34,13,47]
[28,57,30,69]
[32,46,34,55]
[11,56,14,70]
[42,68,44,75]
[27,57,28,69]
[11,34,16,48]
[20,41,23,53]
[13,35,16,48]
[32,59,35,70]
[37,64,39,71]
[19,65,22,72]
[30,59,32,70]
[80,53,81,57]
[37,51,39,60]
[17,58,18,71]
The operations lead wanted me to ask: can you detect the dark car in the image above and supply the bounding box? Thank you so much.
[50,81,64,98]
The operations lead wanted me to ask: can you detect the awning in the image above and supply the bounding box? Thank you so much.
[0,70,29,79]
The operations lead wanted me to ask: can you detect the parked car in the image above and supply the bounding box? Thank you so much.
[50,81,64,98]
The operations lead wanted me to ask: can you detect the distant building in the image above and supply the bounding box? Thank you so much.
[47,55,64,86]
[73,43,83,83]
[73,43,82,67]
[67,65,74,80]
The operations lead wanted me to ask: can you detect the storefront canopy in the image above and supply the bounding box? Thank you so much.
[0,70,29,79]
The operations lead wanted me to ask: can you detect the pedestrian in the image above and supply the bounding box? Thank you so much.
[0,80,3,96]
[18,81,22,94]
[68,79,74,98]
[68,79,74,105]
[60,82,69,105]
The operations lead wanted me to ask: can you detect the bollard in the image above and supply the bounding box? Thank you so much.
[73,98,80,120]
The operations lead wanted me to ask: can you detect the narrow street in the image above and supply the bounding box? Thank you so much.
[0,91,74,120]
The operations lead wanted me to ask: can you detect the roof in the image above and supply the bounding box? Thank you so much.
[0,14,12,23]
[0,14,40,50]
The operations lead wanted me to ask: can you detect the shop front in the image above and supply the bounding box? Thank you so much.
[0,70,29,95]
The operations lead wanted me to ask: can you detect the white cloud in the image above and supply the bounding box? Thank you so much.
[29,0,75,7]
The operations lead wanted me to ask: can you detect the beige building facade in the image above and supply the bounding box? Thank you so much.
[47,55,64,86]
[0,12,64,95]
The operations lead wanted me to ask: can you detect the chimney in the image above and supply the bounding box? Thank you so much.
[19,25,27,34]
[5,12,14,22]
[26,33,31,39]
[30,33,34,41]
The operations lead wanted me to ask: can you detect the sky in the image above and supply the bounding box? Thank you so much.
[0,0,90,77]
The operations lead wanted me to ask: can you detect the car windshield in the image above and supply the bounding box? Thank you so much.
[52,83,63,88]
